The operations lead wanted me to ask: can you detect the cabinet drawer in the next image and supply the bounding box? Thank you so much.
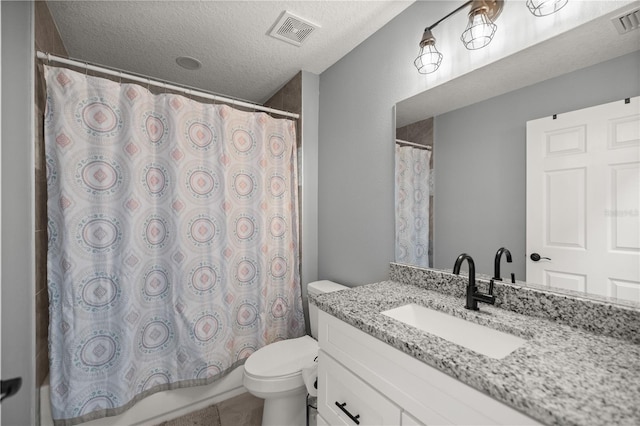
[318,351,401,425]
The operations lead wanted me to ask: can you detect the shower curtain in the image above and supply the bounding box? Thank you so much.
[44,65,305,425]
[395,145,431,267]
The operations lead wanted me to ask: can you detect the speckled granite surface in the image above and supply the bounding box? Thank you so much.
[390,263,640,344]
[311,274,640,426]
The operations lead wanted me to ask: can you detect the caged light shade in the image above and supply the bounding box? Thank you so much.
[526,0,569,17]
[415,0,569,75]
[461,5,498,50]
[414,28,443,74]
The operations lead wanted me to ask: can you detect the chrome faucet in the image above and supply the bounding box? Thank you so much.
[493,247,512,282]
[453,253,496,311]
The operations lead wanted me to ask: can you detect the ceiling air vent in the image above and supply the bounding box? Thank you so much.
[611,6,640,35]
[269,11,320,47]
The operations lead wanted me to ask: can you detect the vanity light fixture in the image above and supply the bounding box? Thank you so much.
[461,1,503,50]
[414,0,503,74]
[414,0,568,74]
[414,28,443,74]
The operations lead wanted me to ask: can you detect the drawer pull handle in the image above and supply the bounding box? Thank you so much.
[335,401,360,425]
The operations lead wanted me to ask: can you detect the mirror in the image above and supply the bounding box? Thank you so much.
[394,9,640,303]
[395,118,433,268]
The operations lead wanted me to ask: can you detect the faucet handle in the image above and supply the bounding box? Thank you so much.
[488,279,495,296]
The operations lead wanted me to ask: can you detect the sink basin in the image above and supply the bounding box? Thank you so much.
[381,303,526,359]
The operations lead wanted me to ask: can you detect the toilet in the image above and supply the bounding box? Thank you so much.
[243,280,348,426]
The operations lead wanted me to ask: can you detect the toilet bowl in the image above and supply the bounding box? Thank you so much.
[242,280,347,426]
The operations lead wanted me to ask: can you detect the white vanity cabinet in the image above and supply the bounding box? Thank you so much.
[317,310,543,426]
[318,353,401,425]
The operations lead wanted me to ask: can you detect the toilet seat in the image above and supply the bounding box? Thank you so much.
[243,335,318,395]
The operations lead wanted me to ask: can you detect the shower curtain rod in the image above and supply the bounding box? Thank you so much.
[36,51,300,119]
[395,139,432,150]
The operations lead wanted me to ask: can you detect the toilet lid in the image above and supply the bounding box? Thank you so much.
[244,335,318,378]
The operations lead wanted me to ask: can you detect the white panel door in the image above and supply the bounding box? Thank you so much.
[526,97,640,302]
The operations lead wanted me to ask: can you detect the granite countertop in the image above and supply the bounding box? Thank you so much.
[311,280,640,426]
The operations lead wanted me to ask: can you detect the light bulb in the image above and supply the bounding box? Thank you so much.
[414,29,443,74]
[461,8,497,50]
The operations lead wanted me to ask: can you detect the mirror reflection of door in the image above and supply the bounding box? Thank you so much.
[395,117,434,268]
[526,96,640,302]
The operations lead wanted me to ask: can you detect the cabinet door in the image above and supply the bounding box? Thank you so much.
[317,413,330,426]
[402,411,424,425]
[319,310,542,426]
[318,351,401,425]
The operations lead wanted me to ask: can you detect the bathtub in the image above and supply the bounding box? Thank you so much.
[39,366,246,426]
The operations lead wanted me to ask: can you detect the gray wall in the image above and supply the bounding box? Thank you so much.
[318,0,640,287]
[433,51,640,278]
[301,70,320,332]
[2,1,36,424]
[318,1,444,286]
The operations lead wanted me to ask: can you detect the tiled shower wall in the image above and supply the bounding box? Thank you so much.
[396,117,434,266]
[35,0,69,386]
[263,72,302,148]
[33,2,303,386]
[263,73,303,267]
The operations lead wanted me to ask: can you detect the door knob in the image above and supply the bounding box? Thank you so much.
[530,253,551,262]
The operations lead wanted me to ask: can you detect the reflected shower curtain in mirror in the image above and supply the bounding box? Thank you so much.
[395,145,431,267]
[44,66,304,425]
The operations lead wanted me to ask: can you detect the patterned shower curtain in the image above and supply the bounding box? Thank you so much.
[44,65,305,425]
[395,145,431,267]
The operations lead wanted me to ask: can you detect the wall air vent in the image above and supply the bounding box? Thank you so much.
[611,6,640,34]
[269,11,320,47]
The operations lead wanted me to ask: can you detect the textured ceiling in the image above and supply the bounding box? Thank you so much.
[47,0,414,104]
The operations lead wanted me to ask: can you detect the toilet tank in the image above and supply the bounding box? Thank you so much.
[307,280,348,339]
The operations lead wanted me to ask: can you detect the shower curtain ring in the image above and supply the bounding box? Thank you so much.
[46,53,51,65]
[118,71,123,84]
[85,62,89,78]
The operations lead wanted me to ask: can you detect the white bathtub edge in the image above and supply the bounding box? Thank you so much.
[40,366,247,426]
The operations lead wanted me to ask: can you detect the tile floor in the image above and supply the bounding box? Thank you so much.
[218,392,264,426]
[162,392,319,426]
[218,393,318,426]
